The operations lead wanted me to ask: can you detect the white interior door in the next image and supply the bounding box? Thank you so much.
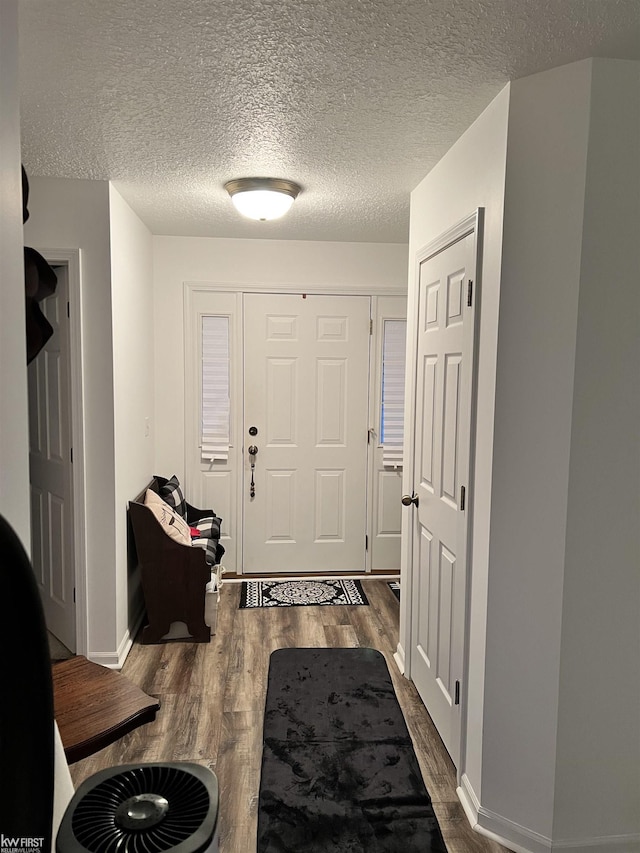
[409,225,478,768]
[243,293,371,573]
[28,265,76,651]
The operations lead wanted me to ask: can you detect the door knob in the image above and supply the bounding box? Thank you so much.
[401,493,419,507]
[248,445,258,456]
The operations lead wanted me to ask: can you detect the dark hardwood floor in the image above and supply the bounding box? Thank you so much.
[70,580,509,853]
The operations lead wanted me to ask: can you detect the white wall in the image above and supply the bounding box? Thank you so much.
[552,59,640,843]
[482,57,640,851]
[24,177,118,660]
[481,60,593,840]
[152,236,408,477]
[405,84,510,799]
[408,57,640,852]
[108,185,154,646]
[0,0,30,547]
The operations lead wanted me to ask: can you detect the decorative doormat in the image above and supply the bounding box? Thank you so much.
[388,581,400,602]
[239,579,369,609]
[258,648,447,852]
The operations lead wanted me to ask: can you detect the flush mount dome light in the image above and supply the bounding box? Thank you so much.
[224,178,301,221]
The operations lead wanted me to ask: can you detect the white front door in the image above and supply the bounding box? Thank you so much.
[409,224,478,768]
[28,265,76,652]
[242,293,371,573]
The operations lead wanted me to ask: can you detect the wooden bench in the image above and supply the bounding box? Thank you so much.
[128,478,216,643]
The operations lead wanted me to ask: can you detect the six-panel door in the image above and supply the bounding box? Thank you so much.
[410,232,476,768]
[242,293,371,573]
[28,265,76,651]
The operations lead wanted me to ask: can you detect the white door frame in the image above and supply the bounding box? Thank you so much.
[399,209,483,776]
[37,248,88,656]
[184,280,405,575]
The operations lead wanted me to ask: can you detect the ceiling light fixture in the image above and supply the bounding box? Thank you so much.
[224,177,301,221]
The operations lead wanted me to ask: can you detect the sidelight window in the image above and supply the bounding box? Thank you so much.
[380,319,406,468]
[201,315,230,462]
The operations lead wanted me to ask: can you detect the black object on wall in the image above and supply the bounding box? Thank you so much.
[0,514,55,847]
[22,166,58,364]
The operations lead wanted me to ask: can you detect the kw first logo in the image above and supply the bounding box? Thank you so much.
[1,837,45,853]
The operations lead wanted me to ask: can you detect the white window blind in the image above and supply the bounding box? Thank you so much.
[381,319,407,468]
[201,315,230,462]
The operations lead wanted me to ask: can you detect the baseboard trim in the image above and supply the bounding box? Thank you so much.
[88,607,145,670]
[457,775,640,853]
[551,835,640,851]
[224,573,400,582]
[393,643,405,675]
[88,650,124,669]
[458,775,552,853]
[457,773,481,822]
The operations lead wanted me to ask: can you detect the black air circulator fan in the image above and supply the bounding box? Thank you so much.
[0,515,220,853]
[56,763,219,853]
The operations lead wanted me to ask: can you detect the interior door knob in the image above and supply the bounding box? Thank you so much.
[401,493,419,507]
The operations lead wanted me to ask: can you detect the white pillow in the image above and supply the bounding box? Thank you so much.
[144,488,192,545]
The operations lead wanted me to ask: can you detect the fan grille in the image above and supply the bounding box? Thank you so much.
[71,765,210,853]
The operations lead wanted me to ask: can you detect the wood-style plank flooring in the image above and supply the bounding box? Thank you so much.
[70,581,509,853]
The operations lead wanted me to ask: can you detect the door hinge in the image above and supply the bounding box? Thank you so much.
[369,318,373,335]
[455,680,460,705]
[67,301,70,318]
[73,587,76,604]
[460,485,466,511]
[467,280,473,307]
[70,447,73,464]
[365,534,369,551]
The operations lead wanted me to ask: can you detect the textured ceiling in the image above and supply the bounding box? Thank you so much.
[18,0,640,243]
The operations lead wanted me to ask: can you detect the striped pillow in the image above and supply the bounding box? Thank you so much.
[159,475,187,519]
[191,516,224,565]
[191,515,221,541]
[191,537,218,566]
